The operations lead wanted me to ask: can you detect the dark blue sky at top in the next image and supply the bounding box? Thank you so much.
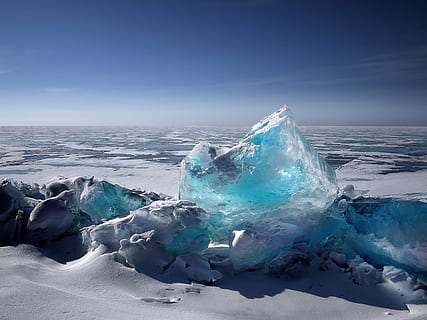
[0,0,426,126]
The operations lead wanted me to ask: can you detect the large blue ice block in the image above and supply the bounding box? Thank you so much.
[179,107,337,235]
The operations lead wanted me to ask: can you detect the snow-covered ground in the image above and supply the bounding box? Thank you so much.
[1,244,426,320]
[1,125,426,320]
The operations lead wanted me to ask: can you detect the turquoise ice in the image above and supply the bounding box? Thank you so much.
[179,107,338,236]
[344,199,427,273]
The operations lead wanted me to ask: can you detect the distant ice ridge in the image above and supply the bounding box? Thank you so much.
[179,106,337,239]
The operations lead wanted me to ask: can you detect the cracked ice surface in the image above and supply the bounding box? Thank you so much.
[179,107,338,237]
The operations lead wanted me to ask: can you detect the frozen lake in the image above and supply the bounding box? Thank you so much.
[1,125,427,320]
[1,126,426,197]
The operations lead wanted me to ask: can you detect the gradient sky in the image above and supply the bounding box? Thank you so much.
[1,0,426,126]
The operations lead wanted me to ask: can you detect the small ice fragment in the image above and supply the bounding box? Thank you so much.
[167,253,222,284]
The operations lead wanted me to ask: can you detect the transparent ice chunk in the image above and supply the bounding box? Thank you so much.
[179,107,337,237]
[77,179,150,221]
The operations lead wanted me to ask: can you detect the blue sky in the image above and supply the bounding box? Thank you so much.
[1,0,426,126]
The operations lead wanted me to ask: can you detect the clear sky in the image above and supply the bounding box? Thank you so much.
[1,0,426,126]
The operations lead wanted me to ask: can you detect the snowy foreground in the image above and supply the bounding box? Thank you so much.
[1,109,427,320]
[1,245,426,320]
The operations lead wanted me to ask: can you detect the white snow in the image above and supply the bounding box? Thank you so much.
[0,245,423,320]
[337,164,427,200]
[0,161,180,196]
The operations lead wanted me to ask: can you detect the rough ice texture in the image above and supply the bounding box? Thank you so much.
[54,176,151,221]
[82,200,218,282]
[1,173,427,288]
[82,200,209,255]
[179,107,337,238]
[0,177,220,283]
[343,198,427,273]
[0,177,153,246]
[303,193,427,276]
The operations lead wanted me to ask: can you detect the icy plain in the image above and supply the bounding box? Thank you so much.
[0,109,427,320]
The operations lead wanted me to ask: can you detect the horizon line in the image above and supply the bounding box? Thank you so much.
[0,124,426,128]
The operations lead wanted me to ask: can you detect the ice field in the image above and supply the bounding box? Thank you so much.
[1,109,427,320]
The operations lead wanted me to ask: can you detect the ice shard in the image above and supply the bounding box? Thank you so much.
[43,177,151,222]
[78,180,150,221]
[179,107,337,236]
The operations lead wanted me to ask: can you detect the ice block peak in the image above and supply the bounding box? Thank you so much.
[245,105,292,139]
[179,106,338,237]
